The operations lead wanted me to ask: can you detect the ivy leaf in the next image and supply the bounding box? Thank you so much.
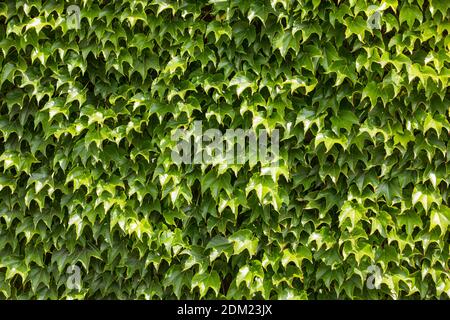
[229,230,258,256]
[330,109,359,134]
[229,72,258,97]
[430,206,450,236]
[162,265,191,299]
[206,21,232,42]
[191,271,221,298]
[412,185,441,212]
[248,1,269,25]
[399,4,423,27]
[281,246,313,269]
[273,31,299,58]
[232,21,256,47]
[339,201,366,231]
[375,178,402,204]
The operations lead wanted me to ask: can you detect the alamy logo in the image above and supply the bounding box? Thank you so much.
[171,121,279,171]
[366,264,383,290]
[66,265,82,291]
[67,5,81,30]
[367,5,383,30]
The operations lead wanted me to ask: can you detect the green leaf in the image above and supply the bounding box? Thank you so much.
[399,4,423,27]
[229,72,258,97]
[191,271,221,298]
[430,206,450,236]
[229,230,259,256]
[339,201,366,230]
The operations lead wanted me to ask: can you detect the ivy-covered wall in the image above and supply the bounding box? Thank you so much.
[0,0,449,299]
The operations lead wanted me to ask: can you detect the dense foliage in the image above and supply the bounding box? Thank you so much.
[0,0,450,299]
